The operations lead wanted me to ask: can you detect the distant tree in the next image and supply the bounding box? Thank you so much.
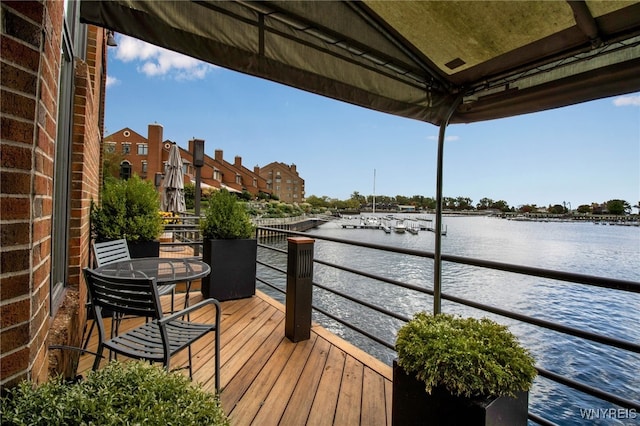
[477,197,493,210]
[518,204,536,213]
[306,195,330,208]
[456,196,474,211]
[184,183,195,209]
[491,200,511,212]
[606,199,630,215]
[548,204,565,214]
[102,149,125,182]
[577,204,591,214]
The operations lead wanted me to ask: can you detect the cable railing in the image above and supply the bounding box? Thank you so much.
[255,225,640,425]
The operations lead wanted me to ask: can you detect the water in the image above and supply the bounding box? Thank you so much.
[256,215,640,425]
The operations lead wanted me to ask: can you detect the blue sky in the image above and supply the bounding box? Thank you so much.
[105,35,639,209]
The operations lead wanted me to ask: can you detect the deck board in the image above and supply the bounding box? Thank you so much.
[79,290,392,425]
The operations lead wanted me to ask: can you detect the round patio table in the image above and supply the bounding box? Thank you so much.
[95,257,210,309]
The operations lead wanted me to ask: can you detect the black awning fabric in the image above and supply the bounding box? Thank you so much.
[80,0,640,126]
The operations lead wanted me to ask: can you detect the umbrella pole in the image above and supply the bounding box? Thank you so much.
[433,94,464,315]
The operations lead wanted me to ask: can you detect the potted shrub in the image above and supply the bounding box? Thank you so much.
[0,361,229,425]
[200,188,256,301]
[393,312,537,426]
[91,176,164,258]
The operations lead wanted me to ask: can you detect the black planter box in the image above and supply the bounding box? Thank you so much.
[201,238,257,301]
[127,240,160,259]
[392,360,528,426]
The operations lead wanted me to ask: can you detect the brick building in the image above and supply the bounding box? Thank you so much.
[105,125,271,197]
[257,162,305,203]
[1,1,107,388]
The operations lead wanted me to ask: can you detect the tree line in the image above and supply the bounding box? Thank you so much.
[305,192,638,215]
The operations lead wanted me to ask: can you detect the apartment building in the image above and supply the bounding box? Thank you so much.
[257,162,305,203]
[105,124,271,197]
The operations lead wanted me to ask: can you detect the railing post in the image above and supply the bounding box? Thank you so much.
[285,237,315,342]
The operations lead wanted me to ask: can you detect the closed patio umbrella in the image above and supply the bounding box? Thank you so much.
[162,143,186,214]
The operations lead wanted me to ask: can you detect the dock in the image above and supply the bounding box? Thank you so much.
[79,291,393,425]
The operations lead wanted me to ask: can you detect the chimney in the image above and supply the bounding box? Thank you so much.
[148,123,164,172]
[291,163,297,173]
[215,149,223,162]
[235,156,242,168]
[254,165,260,174]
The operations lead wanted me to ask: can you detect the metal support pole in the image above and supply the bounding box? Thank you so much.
[434,94,464,315]
[285,237,315,342]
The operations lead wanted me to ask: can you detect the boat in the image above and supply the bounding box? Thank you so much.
[381,223,391,233]
[394,221,406,233]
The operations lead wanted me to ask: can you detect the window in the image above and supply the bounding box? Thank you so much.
[141,161,148,173]
[214,169,221,181]
[120,162,132,179]
[51,0,87,312]
[105,142,115,153]
[137,143,148,155]
[122,143,131,154]
[235,174,242,184]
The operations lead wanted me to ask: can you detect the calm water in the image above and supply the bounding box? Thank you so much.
[256,215,640,426]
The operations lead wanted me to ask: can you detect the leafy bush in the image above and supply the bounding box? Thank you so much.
[0,361,229,426]
[201,189,254,239]
[396,312,537,398]
[91,176,163,242]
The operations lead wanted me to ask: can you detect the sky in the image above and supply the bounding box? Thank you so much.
[105,35,640,209]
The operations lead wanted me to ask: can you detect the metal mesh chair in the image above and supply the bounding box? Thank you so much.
[83,267,221,392]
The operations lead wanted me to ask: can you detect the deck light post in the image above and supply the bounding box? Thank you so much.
[192,139,205,256]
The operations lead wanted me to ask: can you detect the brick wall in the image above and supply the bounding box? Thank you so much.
[1,1,106,389]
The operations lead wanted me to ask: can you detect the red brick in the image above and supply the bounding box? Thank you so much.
[0,323,29,353]
[0,299,30,328]
[0,347,29,380]
[0,171,31,194]
[0,36,40,72]
[0,62,37,94]
[0,144,32,169]
[0,249,30,274]
[0,116,34,145]
[0,90,36,120]
[2,7,42,48]
[0,273,30,300]
[0,197,30,220]
[2,1,45,24]
[0,222,30,246]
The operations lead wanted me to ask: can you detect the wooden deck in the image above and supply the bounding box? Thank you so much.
[79,290,393,425]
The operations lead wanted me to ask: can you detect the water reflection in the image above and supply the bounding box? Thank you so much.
[256,216,640,425]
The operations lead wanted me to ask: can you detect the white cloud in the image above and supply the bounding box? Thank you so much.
[613,94,640,107]
[114,35,215,80]
[106,75,120,88]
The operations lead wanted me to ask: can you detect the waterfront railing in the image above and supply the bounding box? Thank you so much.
[255,226,640,426]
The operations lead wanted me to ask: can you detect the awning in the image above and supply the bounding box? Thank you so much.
[81,1,640,125]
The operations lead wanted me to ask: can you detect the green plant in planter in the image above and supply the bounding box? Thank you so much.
[395,312,537,398]
[0,361,229,425]
[201,188,254,239]
[91,176,163,243]
[200,189,256,301]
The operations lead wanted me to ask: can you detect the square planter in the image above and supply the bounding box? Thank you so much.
[392,360,528,426]
[127,240,160,259]
[201,238,257,301]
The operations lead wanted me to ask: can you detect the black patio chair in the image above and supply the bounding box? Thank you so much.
[83,267,221,393]
[82,239,176,349]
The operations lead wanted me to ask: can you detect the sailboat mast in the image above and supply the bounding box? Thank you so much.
[373,168,376,214]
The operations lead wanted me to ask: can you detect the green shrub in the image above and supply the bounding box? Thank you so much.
[396,312,537,398]
[91,176,163,242]
[201,189,254,239]
[0,361,229,426]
